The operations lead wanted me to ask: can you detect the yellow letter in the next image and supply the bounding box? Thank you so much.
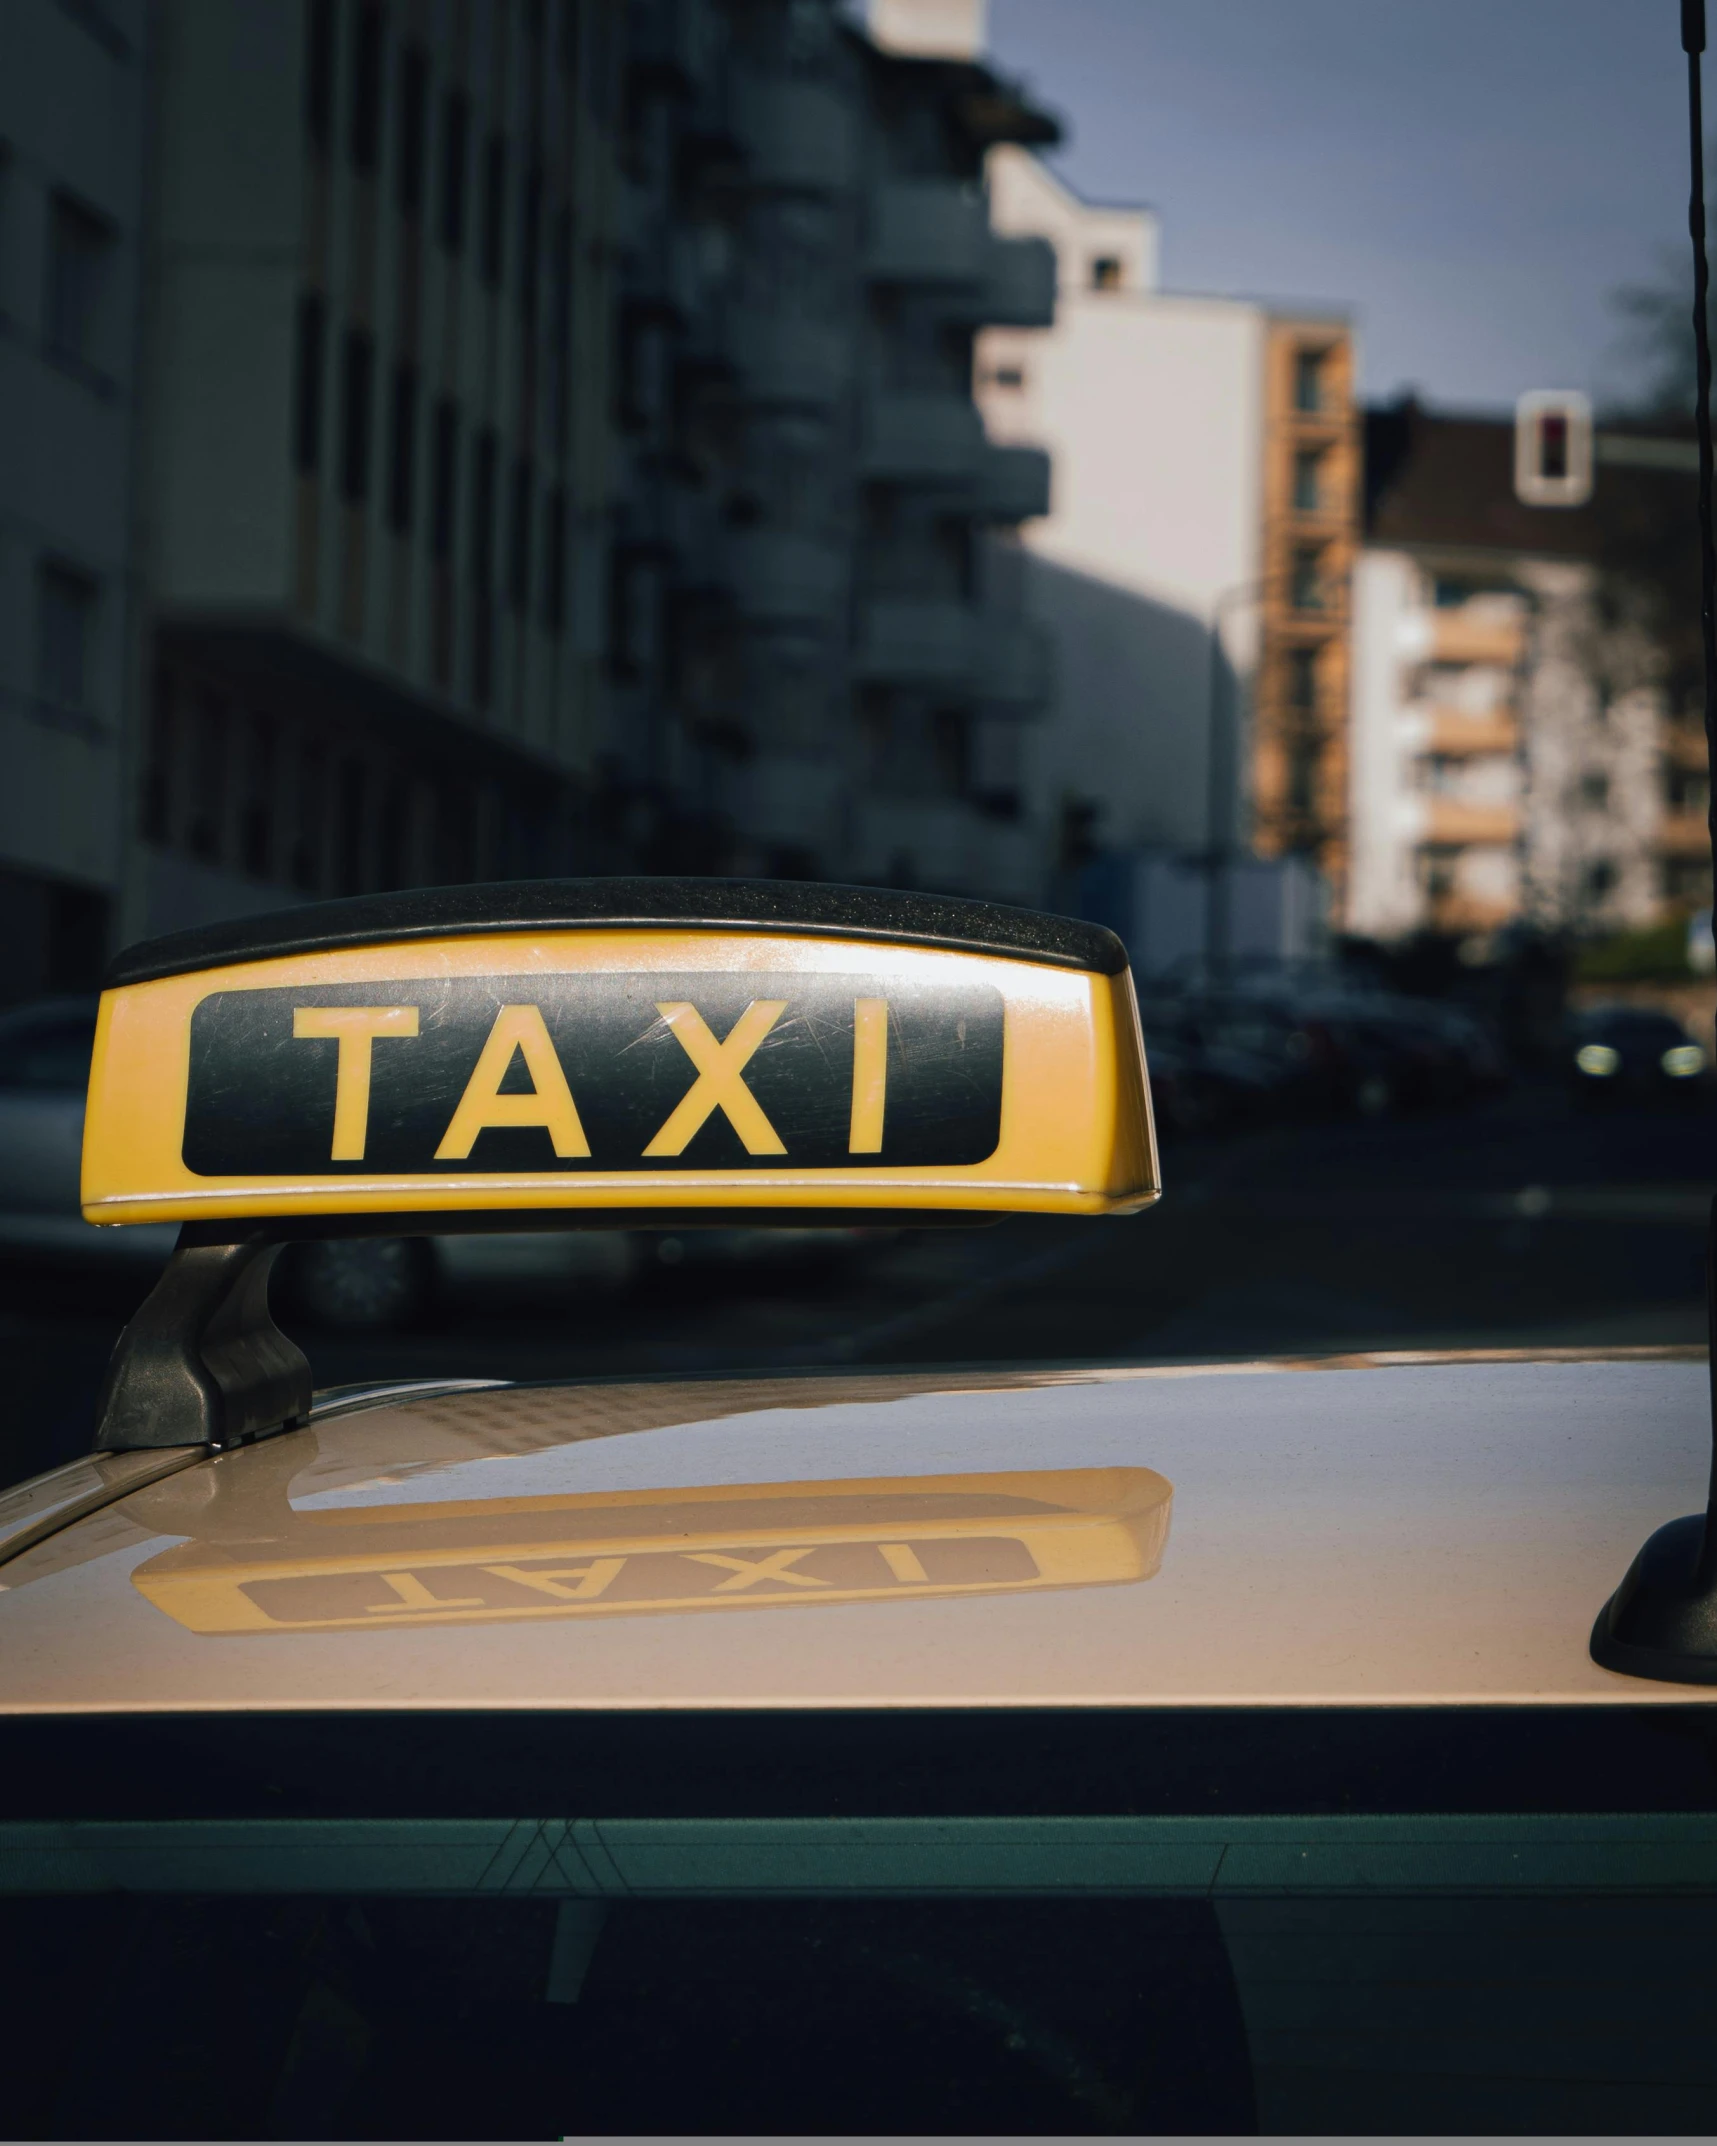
[642,1001,788,1156]
[365,1569,482,1613]
[483,1558,626,1601]
[685,1547,829,1592]
[848,998,889,1153]
[435,1005,590,1160]
[293,1005,420,1161]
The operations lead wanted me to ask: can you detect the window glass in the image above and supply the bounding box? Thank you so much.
[44,193,111,371]
[0,1013,95,1089]
[34,564,97,714]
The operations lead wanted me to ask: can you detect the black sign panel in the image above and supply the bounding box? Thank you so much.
[182,973,1004,1175]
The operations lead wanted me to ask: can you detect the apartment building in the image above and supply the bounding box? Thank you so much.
[0,0,149,998]
[1348,396,1706,944]
[132,0,624,942]
[1251,319,1360,893]
[976,147,1358,919]
[609,0,1057,898]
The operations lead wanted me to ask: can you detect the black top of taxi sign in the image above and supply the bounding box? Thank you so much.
[105,877,1128,989]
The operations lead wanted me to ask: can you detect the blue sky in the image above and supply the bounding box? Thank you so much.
[986,0,1693,413]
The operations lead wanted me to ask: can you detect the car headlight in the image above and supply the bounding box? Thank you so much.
[1575,1043,1621,1077]
[1661,1044,1705,1078]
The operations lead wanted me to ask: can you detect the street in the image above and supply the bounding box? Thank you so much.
[2,1079,1711,1493]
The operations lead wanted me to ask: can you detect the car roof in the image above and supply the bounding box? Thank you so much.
[0,1353,1704,1715]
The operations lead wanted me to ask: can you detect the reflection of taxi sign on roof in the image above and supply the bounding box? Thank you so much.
[128,1464,1173,1636]
[78,880,1156,1454]
[84,877,1155,1227]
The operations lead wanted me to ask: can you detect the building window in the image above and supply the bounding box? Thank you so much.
[348,1,385,174]
[543,485,568,635]
[293,292,327,473]
[336,758,368,894]
[1289,546,1324,611]
[1293,348,1326,414]
[305,0,337,150]
[519,159,544,319]
[1090,255,1121,292]
[1664,856,1712,904]
[44,192,112,372]
[438,92,470,253]
[1668,763,1711,814]
[1514,390,1593,508]
[396,43,430,217]
[1286,644,1318,712]
[1584,858,1617,902]
[1287,743,1318,818]
[430,398,460,560]
[471,429,498,586]
[238,717,275,879]
[1291,448,1323,515]
[1579,769,1609,811]
[988,365,1026,390]
[186,690,228,863]
[386,362,418,533]
[507,458,533,612]
[292,740,326,890]
[339,328,375,502]
[141,668,174,844]
[35,562,97,716]
[480,132,508,288]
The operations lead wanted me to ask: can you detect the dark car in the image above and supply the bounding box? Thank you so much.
[1566,1004,1709,1105]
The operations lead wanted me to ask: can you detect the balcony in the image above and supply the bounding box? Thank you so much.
[861,393,986,484]
[1423,798,1521,846]
[726,532,847,627]
[1428,611,1525,667]
[1423,707,1517,757]
[626,0,701,89]
[975,443,1051,522]
[729,310,851,409]
[1427,891,1516,933]
[866,182,988,285]
[949,236,1056,327]
[976,618,1053,712]
[736,78,857,193]
[1658,809,1712,859]
[737,752,845,844]
[857,599,978,687]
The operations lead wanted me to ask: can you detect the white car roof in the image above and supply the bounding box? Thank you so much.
[0,1353,1705,1714]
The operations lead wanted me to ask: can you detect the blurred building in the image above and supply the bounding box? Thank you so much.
[129,0,624,945]
[609,0,1057,899]
[1348,396,1709,944]
[0,0,149,998]
[975,148,1359,920]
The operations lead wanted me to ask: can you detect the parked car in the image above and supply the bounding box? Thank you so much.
[1566,1003,1709,1106]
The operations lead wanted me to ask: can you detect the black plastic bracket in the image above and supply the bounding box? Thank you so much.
[1590,1197,1717,1682]
[92,1234,312,1453]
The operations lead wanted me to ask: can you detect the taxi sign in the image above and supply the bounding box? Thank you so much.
[83,878,1156,1226]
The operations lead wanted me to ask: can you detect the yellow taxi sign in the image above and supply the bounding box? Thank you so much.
[83,879,1157,1226]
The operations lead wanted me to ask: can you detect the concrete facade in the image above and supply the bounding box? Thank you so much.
[0,0,149,995]
[131,0,624,943]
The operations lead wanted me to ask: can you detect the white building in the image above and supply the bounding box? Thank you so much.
[978,148,1264,870]
[1349,398,1705,945]
[0,0,149,997]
